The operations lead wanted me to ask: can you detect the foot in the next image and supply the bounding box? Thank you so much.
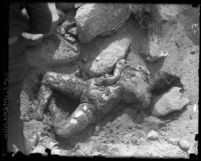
[24,134,40,155]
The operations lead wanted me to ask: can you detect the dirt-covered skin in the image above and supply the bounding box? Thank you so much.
[35,59,126,137]
[34,57,181,139]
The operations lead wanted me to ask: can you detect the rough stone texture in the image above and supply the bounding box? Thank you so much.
[147,130,159,140]
[80,21,132,78]
[151,21,199,104]
[152,87,189,117]
[178,139,190,151]
[168,137,180,145]
[27,33,80,68]
[75,3,131,43]
[177,5,200,45]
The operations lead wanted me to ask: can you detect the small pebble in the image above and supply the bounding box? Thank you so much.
[147,130,159,140]
[168,137,179,145]
[190,45,199,54]
[68,27,77,36]
[193,104,197,112]
[64,34,76,43]
[51,148,61,155]
[178,139,190,151]
[58,27,65,35]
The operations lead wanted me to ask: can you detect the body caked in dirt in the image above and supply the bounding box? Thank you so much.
[35,58,182,139]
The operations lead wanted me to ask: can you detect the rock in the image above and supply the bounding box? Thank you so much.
[140,38,168,63]
[147,130,159,140]
[152,87,189,117]
[143,116,164,130]
[56,3,74,11]
[75,3,131,43]
[178,139,190,151]
[64,33,76,43]
[27,34,80,68]
[80,21,131,78]
[190,45,199,55]
[168,137,180,145]
[68,27,77,36]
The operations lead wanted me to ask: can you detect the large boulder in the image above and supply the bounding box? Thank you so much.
[152,87,189,117]
[27,33,80,68]
[75,3,131,43]
[79,20,132,78]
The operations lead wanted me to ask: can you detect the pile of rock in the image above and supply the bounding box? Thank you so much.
[151,87,189,118]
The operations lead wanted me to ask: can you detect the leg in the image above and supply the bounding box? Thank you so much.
[35,71,87,121]
[55,84,123,138]
[7,81,26,154]
[42,72,87,99]
[54,103,96,138]
[8,37,29,154]
[8,38,39,155]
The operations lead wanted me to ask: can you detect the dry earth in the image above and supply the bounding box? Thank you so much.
[20,4,199,158]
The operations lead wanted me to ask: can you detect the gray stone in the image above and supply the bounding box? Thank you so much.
[178,139,190,151]
[147,130,159,140]
[152,87,189,117]
[80,22,131,78]
[75,3,131,43]
[68,27,77,36]
[157,5,179,22]
[168,137,180,145]
[27,34,80,68]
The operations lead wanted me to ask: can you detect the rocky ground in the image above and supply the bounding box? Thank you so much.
[19,4,198,158]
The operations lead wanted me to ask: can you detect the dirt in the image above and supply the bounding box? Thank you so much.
[20,5,199,158]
